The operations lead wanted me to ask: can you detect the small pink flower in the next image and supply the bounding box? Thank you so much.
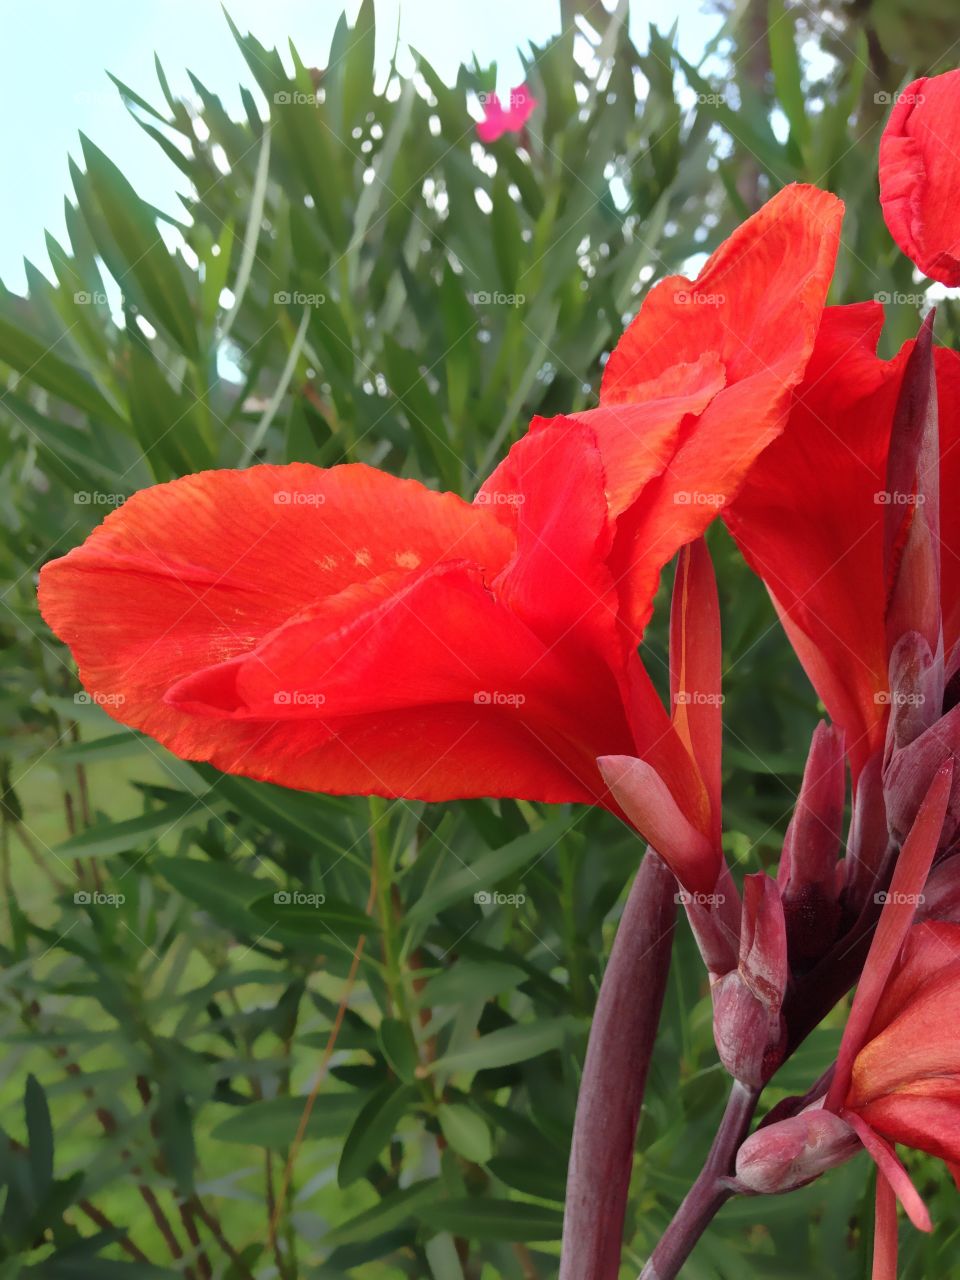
[476,84,537,143]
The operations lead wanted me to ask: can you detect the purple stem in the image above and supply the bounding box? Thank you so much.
[638,1080,761,1280]
[560,849,677,1280]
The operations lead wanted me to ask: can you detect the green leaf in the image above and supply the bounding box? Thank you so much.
[54,797,201,859]
[426,1017,581,1076]
[378,1017,419,1083]
[768,0,810,153]
[211,1094,363,1148]
[0,314,123,427]
[78,135,199,357]
[436,1104,493,1164]
[24,1076,54,1200]
[417,961,526,1009]
[407,815,571,923]
[416,1197,564,1241]
[248,892,377,940]
[337,1080,419,1187]
[323,1180,441,1247]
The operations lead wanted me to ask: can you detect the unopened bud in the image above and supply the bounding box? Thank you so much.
[735,1107,860,1194]
[712,875,788,1086]
[916,852,960,922]
[778,723,844,963]
[844,750,889,909]
[885,631,940,757]
[883,312,941,660]
[883,704,960,847]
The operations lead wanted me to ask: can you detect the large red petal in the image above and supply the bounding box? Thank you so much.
[599,185,842,637]
[727,304,905,778]
[38,464,627,802]
[879,72,960,286]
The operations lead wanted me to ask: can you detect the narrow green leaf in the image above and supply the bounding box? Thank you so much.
[337,1081,419,1187]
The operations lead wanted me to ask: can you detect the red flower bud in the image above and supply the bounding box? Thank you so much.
[735,1107,859,1194]
[712,875,788,1085]
[778,722,845,963]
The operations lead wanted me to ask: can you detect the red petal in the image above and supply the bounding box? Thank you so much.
[869,921,960,1034]
[670,538,723,845]
[829,762,953,1110]
[858,1081,960,1169]
[597,755,718,893]
[842,1109,932,1232]
[851,956,960,1105]
[38,463,630,802]
[727,304,903,779]
[872,1173,899,1280]
[600,184,842,637]
[880,73,960,286]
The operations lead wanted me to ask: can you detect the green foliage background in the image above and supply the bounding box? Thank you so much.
[2,1,960,1276]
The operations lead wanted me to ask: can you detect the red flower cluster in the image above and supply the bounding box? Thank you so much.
[37,65,960,1280]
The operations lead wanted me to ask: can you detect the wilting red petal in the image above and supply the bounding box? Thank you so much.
[598,184,842,637]
[842,1109,932,1232]
[597,755,717,893]
[38,463,634,802]
[828,762,953,1110]
[879,72,960,285]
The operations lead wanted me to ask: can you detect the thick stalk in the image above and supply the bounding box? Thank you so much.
[639,1080,760,1280]
[559,849,677,1280]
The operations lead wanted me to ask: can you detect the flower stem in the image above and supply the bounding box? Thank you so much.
[639,1080,760,1280]
[560,849,677,1280]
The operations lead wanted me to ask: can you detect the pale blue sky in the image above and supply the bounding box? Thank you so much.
[1,0,720,292]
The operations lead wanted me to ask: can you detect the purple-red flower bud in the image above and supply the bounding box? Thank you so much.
[735,1106,860,1194]
[778,722,844,963]
[712,874,788,1086]
[883,703,960,847]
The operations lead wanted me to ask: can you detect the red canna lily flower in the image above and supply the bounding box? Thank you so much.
[475,84,537,143]
[879,70,960,286]
[37,184,840,896]
[726,303,960,782]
